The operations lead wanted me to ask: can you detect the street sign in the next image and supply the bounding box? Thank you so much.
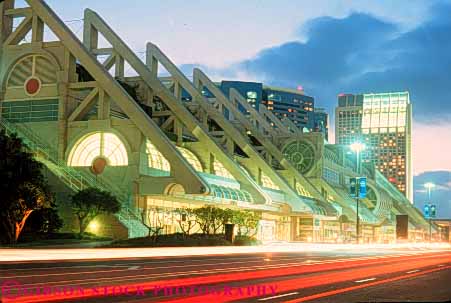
[430,204,437,218]
[424,204,430,218]
[359,177,367,198]
[350,178,357,198]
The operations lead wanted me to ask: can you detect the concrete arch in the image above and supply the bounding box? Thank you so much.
[66,129,132,167]
[2,50,61,91]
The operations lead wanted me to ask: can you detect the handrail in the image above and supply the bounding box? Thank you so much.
[0,118,147,237]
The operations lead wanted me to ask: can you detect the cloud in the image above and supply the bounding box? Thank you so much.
[236,2,451,121]
[413,121,451,174]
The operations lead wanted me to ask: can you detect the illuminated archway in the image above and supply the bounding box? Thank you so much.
[213,159,235,180]
[146,140,170,171]
[176,147,203,172]
[68,132,128,167]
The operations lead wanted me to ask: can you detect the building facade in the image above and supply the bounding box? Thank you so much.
[313,108,329,141]
[335,92,413,202]
[219,81,319,134]
[0,0,427,243]
[262,86,314,130]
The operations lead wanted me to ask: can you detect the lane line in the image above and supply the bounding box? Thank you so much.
[406,269,420,273]
[11,254,450,303]
[15,255,448,286]
[354,277,376,283]
[0,255,393,279]
[258,292,299,301]
[283,266,451,303]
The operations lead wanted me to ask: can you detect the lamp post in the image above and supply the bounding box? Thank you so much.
[424,182,435,242]
[350,142,366,244]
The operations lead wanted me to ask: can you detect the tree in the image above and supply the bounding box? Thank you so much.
[140,206,165,241]
[174,208,196,237]
[193,206,215,235]
[0,130,52,244]
[22,201,63,236]
[70,187,120,235]
[232,210,261,236]
[212,208,234,234]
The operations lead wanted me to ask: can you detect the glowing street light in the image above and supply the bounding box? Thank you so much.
[350,142,366,174]
[424,182,435,200]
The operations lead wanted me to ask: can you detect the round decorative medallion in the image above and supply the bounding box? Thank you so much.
[282,140,316,174]
[24,77,41,96]
[90,157,108,175]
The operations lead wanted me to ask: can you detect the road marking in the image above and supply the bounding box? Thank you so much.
[284,266,450,303]
[406,269,420,273]
[438,264,445,267]
[128,266,140,270]
[355,277,376,283]
[258,292,299,301]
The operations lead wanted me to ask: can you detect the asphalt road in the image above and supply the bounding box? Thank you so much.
[0,247,450,303]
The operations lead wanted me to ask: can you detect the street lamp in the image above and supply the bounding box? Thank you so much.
[424,182,435,200]
[424,182,435,242]
[350,142,366,244]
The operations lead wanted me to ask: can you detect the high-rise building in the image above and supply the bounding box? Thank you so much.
[313,108,329,141]
[335,92,413,201]
[262,86,314,129]
[219,80,319,132]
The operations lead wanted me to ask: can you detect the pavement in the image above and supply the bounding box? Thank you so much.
[0,243,449,302]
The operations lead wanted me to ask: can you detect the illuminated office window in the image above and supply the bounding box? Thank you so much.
[146,140,170,171]
[68,132,128,167]
[176,147,203,172]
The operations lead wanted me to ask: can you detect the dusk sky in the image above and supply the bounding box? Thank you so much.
[29,0,451,217]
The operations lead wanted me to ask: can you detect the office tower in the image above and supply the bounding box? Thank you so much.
[336,92,413,201]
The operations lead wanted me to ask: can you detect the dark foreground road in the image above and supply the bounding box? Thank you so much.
[0,246,450,303]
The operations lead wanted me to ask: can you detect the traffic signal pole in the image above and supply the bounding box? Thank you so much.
[429,218,432,242]
[356,195,360,244]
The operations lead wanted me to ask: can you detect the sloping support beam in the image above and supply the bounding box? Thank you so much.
[229,88,283,137]
[3,14,31,46]
[68,87,99,122]
[194,68,323,203]
[146,43,274,204]
[81,8,269,204]
[282,116,302,134]
[0,1,14,60]
[258,104,293,134]
[26,0,208,195]
[102,53,115,70]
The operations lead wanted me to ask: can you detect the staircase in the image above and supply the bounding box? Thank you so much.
[0,118,148,238]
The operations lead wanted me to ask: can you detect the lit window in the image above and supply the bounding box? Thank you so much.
[146,140,170,171]
[68,132,128,167]
[261,172,280,190]
[213,160,235,180]
[247,91,257,99]
[176,147,203,172]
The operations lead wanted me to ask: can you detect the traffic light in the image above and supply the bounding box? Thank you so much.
[430,204,437,218]
[424,204,430,218]
[350,178,357,198]
[359,177,367,198]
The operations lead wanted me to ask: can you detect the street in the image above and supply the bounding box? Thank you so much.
[0,245,450,302]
